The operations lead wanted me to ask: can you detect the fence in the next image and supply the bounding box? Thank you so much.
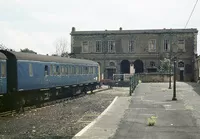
[113,74,134,81]
[129,74,139,96]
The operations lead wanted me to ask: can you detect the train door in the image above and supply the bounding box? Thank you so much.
[0,62,7,94]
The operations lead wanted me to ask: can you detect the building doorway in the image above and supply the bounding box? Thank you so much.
[120,60,130,74]
[180,70,184,81]
[178,61,184,81]
[133,59,144,73]
[107,68,116,80]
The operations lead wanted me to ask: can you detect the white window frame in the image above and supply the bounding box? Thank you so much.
[148,39,156,52]
[96,40,102,53]
[82,41,89,53]
[128,40,135,52]
[108,40,115,53]
[163,40,170,52]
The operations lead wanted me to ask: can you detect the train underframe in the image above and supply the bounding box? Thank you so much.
[0,82,100,113]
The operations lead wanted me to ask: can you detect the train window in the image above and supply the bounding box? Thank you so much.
[68,66,71,74]
[29,63,33,77]
[85,67,88,74]
[1,63,6,77]
[61,66,65,75]
[73,66,76,74]
[44,65,49,76]
[65,66,68,75]
[90,67,93,74]
[93,67,96,74]
[76,66,79,74]
[56,65,60,75]
[50,65,53,76]
[82,67,84,74]
[53,65,56,75]
[79,67,82,74]
[71,66,74,74]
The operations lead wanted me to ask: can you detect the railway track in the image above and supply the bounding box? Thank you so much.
[0,87,111,117]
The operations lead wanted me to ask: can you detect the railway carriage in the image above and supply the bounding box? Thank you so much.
[0,50,100,109]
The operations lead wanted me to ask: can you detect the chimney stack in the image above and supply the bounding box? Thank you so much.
[72,27,76,32]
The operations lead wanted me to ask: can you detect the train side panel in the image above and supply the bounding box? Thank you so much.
[17,60,99,91]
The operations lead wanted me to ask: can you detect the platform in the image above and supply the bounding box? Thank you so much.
[73,82,200,139]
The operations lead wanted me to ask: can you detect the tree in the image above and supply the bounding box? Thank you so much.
[0,43,15,51]
[68,53,76,58]
[0,43,6,50]
[159,58,173,73]
[54,37,69,57]
[20,48,37,54]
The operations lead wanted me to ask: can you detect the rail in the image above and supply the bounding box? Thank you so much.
[129,74,139,96]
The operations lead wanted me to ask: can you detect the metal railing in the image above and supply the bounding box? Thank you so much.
[113,74,134,81]
[129,74,139,96]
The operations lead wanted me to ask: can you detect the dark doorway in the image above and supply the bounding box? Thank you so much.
[107,69,116,80]
[134,59,144,73]
[120,60,130,74]
[180,70,184,81]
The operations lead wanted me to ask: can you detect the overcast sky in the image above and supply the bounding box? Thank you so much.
[0,0,199,55]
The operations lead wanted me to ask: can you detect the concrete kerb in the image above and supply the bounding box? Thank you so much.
[73,96,119,138]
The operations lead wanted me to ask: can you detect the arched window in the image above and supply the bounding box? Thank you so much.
[44,65,49,76]
[178,61,184,68]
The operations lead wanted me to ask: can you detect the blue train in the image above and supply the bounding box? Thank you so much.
[0,50,100,110]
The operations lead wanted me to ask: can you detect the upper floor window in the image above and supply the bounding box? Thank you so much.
[148,39,156,52]
[1,63,6,77]
[177,40,185,51]
[128,40,135,52]
[108,41,115,53]
[96,41,102,53]
[164,40,170,52]
[82,41,89,53]
[29,63,33,77]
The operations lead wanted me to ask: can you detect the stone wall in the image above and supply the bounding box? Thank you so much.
[137,73,173,82]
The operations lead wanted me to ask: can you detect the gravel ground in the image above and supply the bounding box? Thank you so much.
[0,87,129,139]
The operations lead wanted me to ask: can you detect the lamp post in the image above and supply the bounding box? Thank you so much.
[169,52,172,89]
[168,32,173,89]
[103,34,107,79]
[172,56,177,101]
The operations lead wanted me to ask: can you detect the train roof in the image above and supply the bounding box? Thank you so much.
[0,52,7,60]
[0,50,98,65]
